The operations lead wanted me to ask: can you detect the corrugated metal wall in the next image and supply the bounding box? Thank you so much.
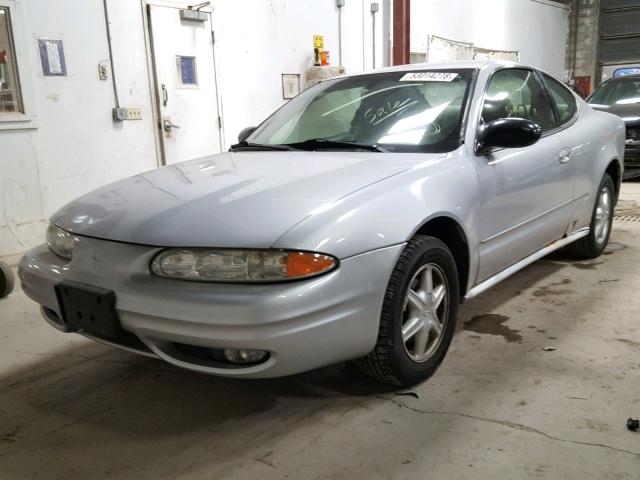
[598,0,640,75]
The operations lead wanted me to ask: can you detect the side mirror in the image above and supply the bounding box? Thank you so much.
[477,118,541,154]
[238,126,257,143]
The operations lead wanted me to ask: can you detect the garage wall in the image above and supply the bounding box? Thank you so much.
[0,0,384,262]
[410,0,570,78]
[211,0,387,148]
[1,0,158,262]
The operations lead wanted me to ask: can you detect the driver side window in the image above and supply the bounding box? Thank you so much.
[482,69,555,132]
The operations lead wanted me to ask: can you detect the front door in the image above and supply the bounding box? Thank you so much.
[473,68,574,282]
[147,4,222,165]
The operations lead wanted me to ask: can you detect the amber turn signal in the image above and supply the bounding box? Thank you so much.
[286,252,337,278]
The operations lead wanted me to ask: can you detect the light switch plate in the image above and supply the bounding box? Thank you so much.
[98,61,109,81]
[124,107,142,120]
[112,107,142,121]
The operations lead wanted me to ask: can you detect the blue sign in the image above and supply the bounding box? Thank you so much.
[177,56,197,86]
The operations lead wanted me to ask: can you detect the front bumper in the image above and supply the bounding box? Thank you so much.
[19,237,403,378]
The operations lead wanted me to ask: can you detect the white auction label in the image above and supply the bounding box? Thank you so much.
[399,72,458,82]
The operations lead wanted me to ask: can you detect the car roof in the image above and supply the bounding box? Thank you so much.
[343,60,525,78]
[604,74,640,83]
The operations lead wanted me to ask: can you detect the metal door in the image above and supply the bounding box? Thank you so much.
[148,4,222,165]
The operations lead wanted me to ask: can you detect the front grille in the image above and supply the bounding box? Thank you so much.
[625,126,640,165]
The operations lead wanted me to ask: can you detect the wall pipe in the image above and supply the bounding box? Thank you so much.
[102,0,120,108]
[362,0,366,70]
[337,0,344,66]
[371,3,378,68]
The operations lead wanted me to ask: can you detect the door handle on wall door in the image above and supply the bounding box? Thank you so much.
[558,148,571,164]
[163,119,180,132]
[162,84,168,106]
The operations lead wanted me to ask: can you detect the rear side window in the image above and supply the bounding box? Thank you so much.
[541,73,577,126]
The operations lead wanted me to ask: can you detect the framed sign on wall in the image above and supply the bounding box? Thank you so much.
[38,38,66,76]
[282,73,300,99]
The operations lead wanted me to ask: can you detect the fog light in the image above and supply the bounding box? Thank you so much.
[223,348,267,364]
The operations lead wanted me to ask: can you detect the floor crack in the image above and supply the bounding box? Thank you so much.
[377,396,640,457]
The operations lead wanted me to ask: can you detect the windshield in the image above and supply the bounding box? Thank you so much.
[588,77,640,106]
[248,69,475,153]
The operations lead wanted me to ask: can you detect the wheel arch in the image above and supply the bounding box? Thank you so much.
[412,215,471,299]
[605,158,622,204]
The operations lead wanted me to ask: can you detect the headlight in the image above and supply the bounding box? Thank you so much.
[150,249,338,283]
[46,223,78,260]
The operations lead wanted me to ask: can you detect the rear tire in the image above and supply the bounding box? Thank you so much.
[0,261,15,299]
[356,236,459,387]
[566,173,614,259]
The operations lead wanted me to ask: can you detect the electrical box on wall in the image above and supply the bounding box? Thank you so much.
[112,107,143,121]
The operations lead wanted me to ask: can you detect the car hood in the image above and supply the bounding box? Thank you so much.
[590,102,640,126]
[51,151,424,248]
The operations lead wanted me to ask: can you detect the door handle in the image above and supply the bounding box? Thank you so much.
[558,148,571,164]
[163,119,181,132]
[161,84,168,106]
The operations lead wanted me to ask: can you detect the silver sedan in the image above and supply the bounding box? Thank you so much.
[20,61,625,386]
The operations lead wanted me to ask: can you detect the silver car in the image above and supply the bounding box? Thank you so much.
[19,61,625,386]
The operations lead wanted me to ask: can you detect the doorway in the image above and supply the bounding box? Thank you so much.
[145,2,222,166]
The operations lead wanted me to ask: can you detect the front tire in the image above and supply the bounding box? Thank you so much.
[356,236,459,387]
[566,173,615,259]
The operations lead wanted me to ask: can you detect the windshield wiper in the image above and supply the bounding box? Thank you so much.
[229,141,294,151]
[284,138,387,152]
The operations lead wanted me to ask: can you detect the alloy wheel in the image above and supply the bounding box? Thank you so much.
[401,263,449,363]
[594,185,612,244]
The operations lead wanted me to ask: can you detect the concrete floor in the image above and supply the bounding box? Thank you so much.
[1,185,640,480]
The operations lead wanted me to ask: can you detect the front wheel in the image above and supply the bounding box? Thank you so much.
[356,236,459,387]
[566,173,615,259]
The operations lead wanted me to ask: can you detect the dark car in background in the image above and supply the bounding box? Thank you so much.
[588,75,640,178]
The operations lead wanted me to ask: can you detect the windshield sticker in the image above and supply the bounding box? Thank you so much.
[399,72,458,82]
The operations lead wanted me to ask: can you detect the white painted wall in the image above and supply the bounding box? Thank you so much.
[211,0,385,148]
[1,0,158,261]
[411,0,570,78]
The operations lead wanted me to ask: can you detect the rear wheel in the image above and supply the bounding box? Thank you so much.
[356,236,459,387]
[567,173,614,259]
